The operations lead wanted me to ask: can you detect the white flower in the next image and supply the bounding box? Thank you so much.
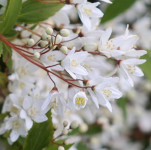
[98,27,125,58]
[120,58,146,87]
[77,0,103,30]
[41,89,68,116]
[20,87,48,130]
[5,116,27,143]
[40,50,65,71]
[61,47,88,79]
[87,77,122,112]
[100,0,112,4]
[73,90,88,110]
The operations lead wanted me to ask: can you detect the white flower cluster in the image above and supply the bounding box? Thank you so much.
[0,0,147,145]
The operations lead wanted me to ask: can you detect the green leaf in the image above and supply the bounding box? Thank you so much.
[2,43,12,69]
[117,98,127,122]
[17,0,64,24]
[140,50,151,81]
[46,143,74,150]
[23,110,53,150]
[0,41,3,57]
[0,0,22,34]
[77,142,90,150]
[101,0,136,23]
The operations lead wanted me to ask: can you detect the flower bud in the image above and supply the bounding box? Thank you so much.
[62,129,68,135]
[70,120,79,129]
[52,34,62,44]
[53,123,58,130]
[41,32,47,40]
[27,39,35,46]
[46,27,53,35]
[60,46,68,54]
[79,123,88,133]
[90,137,99,145]
[97,117,108,127]
[63,120,68,127]
[40,41,48,47]
[46,35,51,41]
[60,29,70,37]
[34,52,40,59]
[84,42,98,52]
[58,146,65,150]
[50,43,57,50]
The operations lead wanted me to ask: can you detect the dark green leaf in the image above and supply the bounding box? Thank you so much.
[46,143,74,150]
[117,98,127,122]
[18,137,25,146]
[77,142,90,150]
[2,43,12,69]
[23,110,53,150]
[0,41,3,57]
[85,124,102,135]
[101,0,136,23]
[0,0,22,34]
[17,0,64,24]
[140,50,151,81]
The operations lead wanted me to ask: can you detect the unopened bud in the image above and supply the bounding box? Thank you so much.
[84,42,98,52]
[58,146,65,150]
[46,35,51,41]
[52,34,62,44]
[63,120,68,127]
[34,52,40,59]
[53,123,58,130]
[60,46,68,54]
[40,41,48,47]
[27,39,35,46]
[79,123,88,133]
[50,43,57,50]
[62,129,68,135]
[70,120,79,129]
[60,29,70,37]
[90,137,99,145]
[46,27,53,35]
[97,117,108,126]
[41,32,47,40]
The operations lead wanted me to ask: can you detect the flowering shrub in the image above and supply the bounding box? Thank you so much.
[0,0,150,150]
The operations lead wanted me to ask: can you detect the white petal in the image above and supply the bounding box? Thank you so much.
[23,95,32,110]
[41,93,53,110]
[101,0,112,3]
[122,58,146,65]
[34,115,48,123]
[120,64,134,87]
[101,27,112,44]
[10,129,19,142]
[66,69,76,79]
[87,88,99,109]
[70,65,88,76]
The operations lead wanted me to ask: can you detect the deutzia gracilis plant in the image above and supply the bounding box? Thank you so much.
[0,0,150,150]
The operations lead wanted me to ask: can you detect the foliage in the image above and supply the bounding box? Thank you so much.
[23,111,53,150]
[101,0,136,23]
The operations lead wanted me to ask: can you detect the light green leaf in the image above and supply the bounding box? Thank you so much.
[23,110,53,150]
[2,43,12,69]
[17,0,64,24]
[101,0,136,23]
[46,143,74,150]
[0,41,3,57]
[140,50,151,81]
[0,0,22,34]
[77,142,90,150]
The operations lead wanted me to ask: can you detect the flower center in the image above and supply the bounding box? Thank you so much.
[126,65,136,74]
[71,59,78,67]
[102,89,112,97]
[29,108,37,116]
[47,54,56,62]
[105,41,115,50]
[76,97,85,105]
[50,98,58,109]
[19,82,26,89]
[83,8,92,17]
[11,106,20,114]
[13,120,20,129]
